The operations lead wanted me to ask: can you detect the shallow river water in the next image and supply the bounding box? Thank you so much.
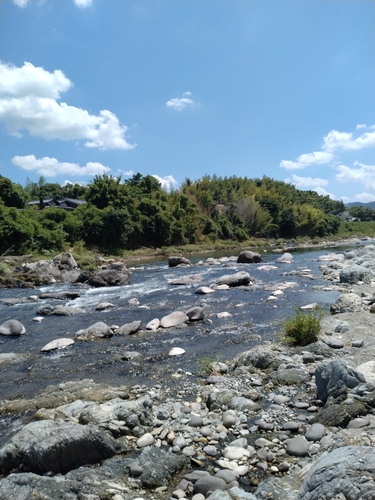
[0,244,359,402]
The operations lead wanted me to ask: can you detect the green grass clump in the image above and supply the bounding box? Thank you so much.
[0,262,12,276]
[281,308,323,346]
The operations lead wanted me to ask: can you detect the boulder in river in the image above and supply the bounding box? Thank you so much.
[215,271,251,287]
[330,292,363,314]
[339,264,374,284]
[186,306,204,321]
[168,256,191,267]
[75,322,114,340]
[0,319,26,336]
[276,252,295,263]
[41,338,75,352]
[160,311,189,328]
[237,251,264,264]
[116,320,142,335]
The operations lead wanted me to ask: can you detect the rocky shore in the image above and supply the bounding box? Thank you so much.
[1,243,375,499]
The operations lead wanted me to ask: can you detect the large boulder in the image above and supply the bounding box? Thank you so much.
[276,252,294,264]
[0,319,26,336]
[215,271,251,287]
[297,446,375,499]
[76,266,130,287]
[237,251,264,264]
[160,311,189,328]
[0,420,122,474]
[137,447,187,488]
[330,292,363,314]
[339,264,374,284]
[232,345,283,371]
[186,306,204,321]
[75,322,113,340]
[116,320,142,335]
[168,256,191,267]
[315,359,366,403]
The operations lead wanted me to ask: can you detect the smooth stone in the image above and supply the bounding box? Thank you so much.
[116,320,142,335]
[137,433,155,448]
[95,302,115,311]
[41,338,75,352]
[146,318,160,330]
[193,476,227,495]
[32,316,44,322]
[203,445,218,456]
[217,312,232,318]
[351,339,364,348]
[128,298,140,306]
[169,347,185,356]
[286,436,309,457]
[273,395,290,404]
[282,421,300,432]
[215,470,237,484]
[182,446,196,457]
[347,418,370,429]
[189,415,204,427]
[305,423,326,442]
[195,287,215,295]
[324,338,344,349]
[160,311,189,328]
[0,319,26,336]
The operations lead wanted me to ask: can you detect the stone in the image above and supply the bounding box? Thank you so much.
[215,271,251,287]
[169,347,185,356]
[193,476,227,495]
[305,423,326,441]
[339,264,373,284]
[285,436,309,457]
[186,306,204,321]
[116,320,142,335]
[346,417,370,429]
[146,318,160,330]
[41,338,75,352]
[275,252,294,263]
[169,275,203,285]
[195,286,215,294]
[297,446,375,500]
[168,256,191,267]
[356,360,375,384]
[75,322,113,340]
[136,433,154,448]
[270,368,310,386]
[160,311,189,328]
[232,345,283,371]
[324,337,344,349]
[0,353,29,364]
[95,302,115,311]
[315,359,366,403]
[0,319,26,336]
[237,251,264,264]
[137,447,187,488]
[330,293,363,314]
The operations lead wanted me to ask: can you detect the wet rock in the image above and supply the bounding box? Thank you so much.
[137,432,154,447]
[347,417,370,429]
[339,264,374,284]
[237,251,264,264]
[0,319,26,336]
[275,252,294,264]
[116,320,142,335]
[146,318,160,330]
[41,338,74,352]
[195,286,215,294]
[169,275,203,285]
[315,359,366,403]
[297,446,375,500]
[186,306,205,321]
[310,399,368,427]
[95,302,115,311]
[169,347,185,356]
[330,292,363,314]
[0,420,121,474]
[39,291,80,300]
[161,311,189,328]
[215,271,251,287]
[168,256,191,267]
[232,345,283,371]
[75,322,113,340]
[0,353,29,364]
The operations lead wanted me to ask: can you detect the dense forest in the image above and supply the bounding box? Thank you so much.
[0,172,361,256]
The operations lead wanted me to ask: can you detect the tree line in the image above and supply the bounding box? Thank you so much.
[0,172,351,255]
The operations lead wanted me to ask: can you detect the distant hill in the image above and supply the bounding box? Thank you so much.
[346,201,375,209]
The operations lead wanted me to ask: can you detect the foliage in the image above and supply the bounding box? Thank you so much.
[196,355,222,376]
[281,308,323,346]
[0,262,12,276]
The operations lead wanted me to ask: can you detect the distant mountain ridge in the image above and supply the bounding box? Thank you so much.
[346,201,375,209]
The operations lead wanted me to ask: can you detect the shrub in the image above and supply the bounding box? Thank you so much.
[0,262,12,276]
[281,308,323,346]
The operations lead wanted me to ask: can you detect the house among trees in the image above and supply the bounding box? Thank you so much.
[27,197,86,211]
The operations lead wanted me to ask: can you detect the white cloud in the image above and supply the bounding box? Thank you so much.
[323,128,375,152]
[0,61,134,150]
[13,0,92,7]
[280,151,333,170]
[166,92,196,111]
[353,192,375,203]
[117,169,134,176]
[336,162,375,192]
[12,155,110,177]
[285,174,329,189]
[314,187,337,199]
[152,174,178,191]
[356,124,367,130]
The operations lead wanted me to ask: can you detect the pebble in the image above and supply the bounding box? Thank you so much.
[305,423,326,442]
[286,436,309,457]
[136,433,154,448]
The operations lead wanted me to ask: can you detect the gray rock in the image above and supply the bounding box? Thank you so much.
[232,345,283,371]
[136,432,154,447]
[160,311,189,328]
[39,291,81,300]
[0,319,26,336]
[116,320,142,335]
[297,446,375,499]
[310,399,368,427]
[195,286,215,294]
[95,302,115,311]
[275,252,294,264]
[207,389,236,410]
[339,264,373,284]
[186,306,205,321]
[169,275,203,285]
[330,292,363,314]
[41,338,74,352]
[138,447,187,488]
[146,318,160,330]
[285,436,309,457]
[168,256,191,267]
[215,271,251,287]
[270,368,310,386]
[305,423,326,441]
[254,475,302,500]
[324,337,344,349]
[315,359,366,403]
[237,251,264,264]
[229,396,259,412]
[0,420,121,474]
[194,476,227,495]
[346,417,370,429]
[75,322,113,340]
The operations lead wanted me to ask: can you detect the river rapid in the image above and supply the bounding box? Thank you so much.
[0,244,359,403]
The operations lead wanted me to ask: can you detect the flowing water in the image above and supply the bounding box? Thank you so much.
[0,244,360,402]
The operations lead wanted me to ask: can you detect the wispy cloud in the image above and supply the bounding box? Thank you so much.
[152,174,178,191]
[285,174,329,189]
[0,61,134,150]
[280,151,333,171]
[13,0,93,7]
[166,92,197,111]
[12,155,110,177]
[336,162,375,193]
[314,187,337,199]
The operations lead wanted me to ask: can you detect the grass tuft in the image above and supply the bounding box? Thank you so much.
[281,308,323,346]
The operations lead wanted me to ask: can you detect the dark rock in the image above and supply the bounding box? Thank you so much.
[0,319,26,336]
[297,446,375,499]
[138,447,187,488]
[186,306,205,321]
[116,320,142,335]
[39,291,81,300]
[168,256,191,267]
[75,322,113,340]
[232,345,283,371]
[315,359,366,403]
[215,271,251,287]
[269,368,310,386]
[193,476,227,495]
[237,251,264,264]
[310,399,367,427]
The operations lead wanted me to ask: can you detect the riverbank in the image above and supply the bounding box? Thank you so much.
[1,242,375,499]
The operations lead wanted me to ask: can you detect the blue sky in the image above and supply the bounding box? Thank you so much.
[0,0,374,203]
